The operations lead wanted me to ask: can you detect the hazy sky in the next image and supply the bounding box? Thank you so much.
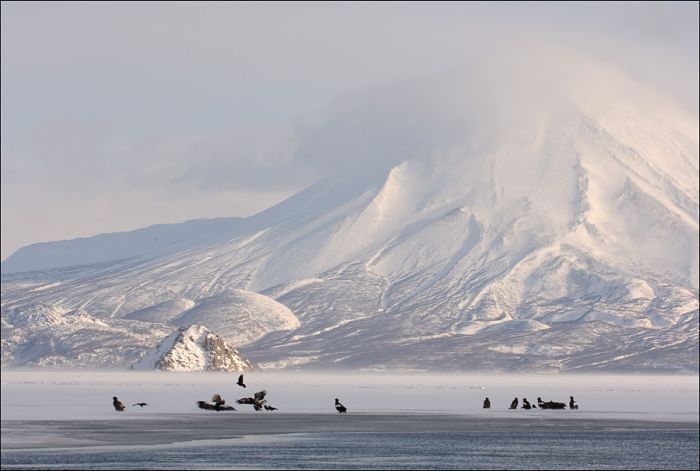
[2,1,698,260]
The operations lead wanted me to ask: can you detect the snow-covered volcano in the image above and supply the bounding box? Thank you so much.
[2,55,698,371]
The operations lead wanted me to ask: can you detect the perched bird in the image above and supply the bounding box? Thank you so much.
[509,397,518,409]
[237,374,246,388]
[335,398,347,413]
[237,390,267,411]
[569,396,579,410]
[132,402,148,407]
[483,397,491,409]
[521,398,532,410]
[112,396,126,412]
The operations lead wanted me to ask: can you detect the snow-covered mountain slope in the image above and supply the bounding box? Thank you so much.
[1,303,173,368]
[134,325,253,372]
[1,218,245,275]
[1,57,698,371]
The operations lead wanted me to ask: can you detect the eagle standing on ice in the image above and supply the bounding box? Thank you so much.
[113,397,126,412]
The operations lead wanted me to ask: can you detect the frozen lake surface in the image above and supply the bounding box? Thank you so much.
[2,371,698,469]
[2,418,698,470]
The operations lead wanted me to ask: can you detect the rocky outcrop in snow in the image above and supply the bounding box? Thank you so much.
[134,325,254,372]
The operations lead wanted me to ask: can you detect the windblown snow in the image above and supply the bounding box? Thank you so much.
[1,53,698,371]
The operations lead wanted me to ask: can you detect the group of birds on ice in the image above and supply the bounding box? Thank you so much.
[113,375,577,413]
[194,374,280,411]
[112,374,349,414]
[482,396,579,410]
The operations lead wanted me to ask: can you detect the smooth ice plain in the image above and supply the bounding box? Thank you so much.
[2,371,698,469]
[2,370,699,423]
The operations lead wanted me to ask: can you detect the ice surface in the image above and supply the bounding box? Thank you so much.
[1,370,697,422]
[2,371,697,470]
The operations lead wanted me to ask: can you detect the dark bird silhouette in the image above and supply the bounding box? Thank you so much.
[237,390,267,411]
[483,397,491,409]
[509,397,518,409]
[335,398,347,413]
[196,394,236,411]
[569,396,579,410]
[112,396,126,412]
[237,374,246,388]
[537,397,566,409]
[197,400,236,411]
[132,402,148,407]
[212,394,225,411]
[521,398,532,410]
[264,405,278,411]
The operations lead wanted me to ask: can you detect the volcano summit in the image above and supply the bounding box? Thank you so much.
[2,53,698,372]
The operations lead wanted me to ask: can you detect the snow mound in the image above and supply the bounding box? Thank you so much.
[124,298,196,324]
[172,289,300,346]
[5,303,108,329]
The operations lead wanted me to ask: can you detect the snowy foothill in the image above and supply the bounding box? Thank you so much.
[1,370,697,423]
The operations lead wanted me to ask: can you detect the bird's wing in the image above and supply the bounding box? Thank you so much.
[254,390,267,401]
[238,374,243,383]
[237,397,254,404]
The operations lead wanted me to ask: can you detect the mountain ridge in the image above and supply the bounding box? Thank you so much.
[2,61,698,371]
